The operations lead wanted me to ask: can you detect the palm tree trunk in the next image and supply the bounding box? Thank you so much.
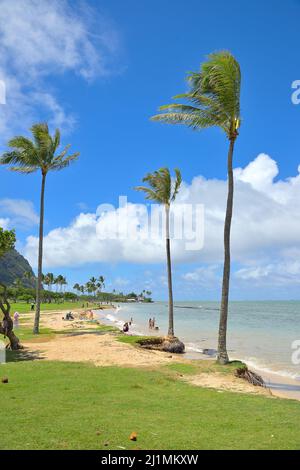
[33,171,46,334]
[218,137,236,364]
[165,204,174,337]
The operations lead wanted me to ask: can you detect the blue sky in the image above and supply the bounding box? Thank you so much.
[1,0,300,300]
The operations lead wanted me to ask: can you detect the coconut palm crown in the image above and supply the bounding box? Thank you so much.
[0,123,79,175]
[151,50,241,141]
[135,167,182,207]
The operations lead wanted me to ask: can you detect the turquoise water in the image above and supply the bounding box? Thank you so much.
[97,301,300,380]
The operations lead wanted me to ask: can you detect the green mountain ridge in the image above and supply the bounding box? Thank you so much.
[0,249,36,288]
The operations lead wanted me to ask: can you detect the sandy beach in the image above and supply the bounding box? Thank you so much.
[17,308,300,402]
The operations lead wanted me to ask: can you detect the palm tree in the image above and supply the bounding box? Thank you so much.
[55,275,64,293]
[44,272,54,291]
[135,168,184,352]
[61,276,67,293]
[0,122,79,334]
[96,276,105,296]
[88,277,97,297]
[73,283,81,294]
[80,285,85,295]
[23,270,35,286]
[151,51,241,364]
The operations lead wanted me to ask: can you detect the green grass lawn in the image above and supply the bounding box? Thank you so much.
[10,302,91,314]
[0,360,300,450]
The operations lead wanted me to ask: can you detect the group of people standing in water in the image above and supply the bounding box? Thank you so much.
[122,316,159,334]
[148,317,157,330]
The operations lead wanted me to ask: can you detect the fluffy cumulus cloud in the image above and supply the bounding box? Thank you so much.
[22,153,300,289]
[0,198,39,228]
[0,0,120,136]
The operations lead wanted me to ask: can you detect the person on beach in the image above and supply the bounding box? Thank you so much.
[152,317,156,328]
[13,311,20,328]
[123,322,129,333]
[149,318,152,329]
[88,310,94,320]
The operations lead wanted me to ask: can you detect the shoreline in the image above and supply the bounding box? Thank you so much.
[94,306,300,401]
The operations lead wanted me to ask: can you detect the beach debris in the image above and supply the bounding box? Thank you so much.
[1,377,8,384]
[130,432,137,441]
[137,336,185,354]
[235,367,265,387]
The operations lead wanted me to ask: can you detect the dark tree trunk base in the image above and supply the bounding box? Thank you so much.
[217,351,229,365]
[0,326,23,350]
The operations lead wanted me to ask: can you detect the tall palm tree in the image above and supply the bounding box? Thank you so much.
[89,277,97,297]
[55,275,64,293]
[135,168,183,346]
[151,51,241,364]
[61,276,67,293]
[0,123,79,334]
[44,272,55,291]
[73,283,81,294]
[96,276,105,297]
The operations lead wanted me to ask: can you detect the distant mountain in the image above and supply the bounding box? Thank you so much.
[0,249,36,288]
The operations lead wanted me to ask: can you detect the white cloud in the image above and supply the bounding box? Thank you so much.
[235,260,300,286]
[0,217,10,229]
[182,265,220,288]
[0,0,120,136]
[0,198,39,228]
[23,153,300,289]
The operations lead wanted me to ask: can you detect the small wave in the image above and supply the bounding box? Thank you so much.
[185,343,204,353]
[236,357,300,381]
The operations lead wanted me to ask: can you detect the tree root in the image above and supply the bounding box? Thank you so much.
[137,336,185,354]
[235,366,265,387]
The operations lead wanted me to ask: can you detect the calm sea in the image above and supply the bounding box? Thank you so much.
[96,301,300,380]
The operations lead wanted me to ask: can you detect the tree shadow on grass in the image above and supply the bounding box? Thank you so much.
[5,348,44,363]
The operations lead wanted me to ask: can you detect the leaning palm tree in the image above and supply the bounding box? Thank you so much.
[0,123,79,334]
[152,51,241,364]
[135,168,184,353]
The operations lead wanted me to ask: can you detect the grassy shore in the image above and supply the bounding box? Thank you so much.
[1,309,300,450]
[10,301,101,313]
[1,360,300,450]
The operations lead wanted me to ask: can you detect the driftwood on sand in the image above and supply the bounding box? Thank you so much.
[137,336,185,354]
[235,367,265,387]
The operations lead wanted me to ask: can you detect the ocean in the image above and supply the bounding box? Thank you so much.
[96,301,300,381]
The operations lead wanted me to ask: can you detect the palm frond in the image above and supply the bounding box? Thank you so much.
[0,122,79,175]
[151,50,241,139]
[135,168,181,205]
[172,168,182,201]
[50,153,79,171]
[135,186,161,203]
[9,166,40,174]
